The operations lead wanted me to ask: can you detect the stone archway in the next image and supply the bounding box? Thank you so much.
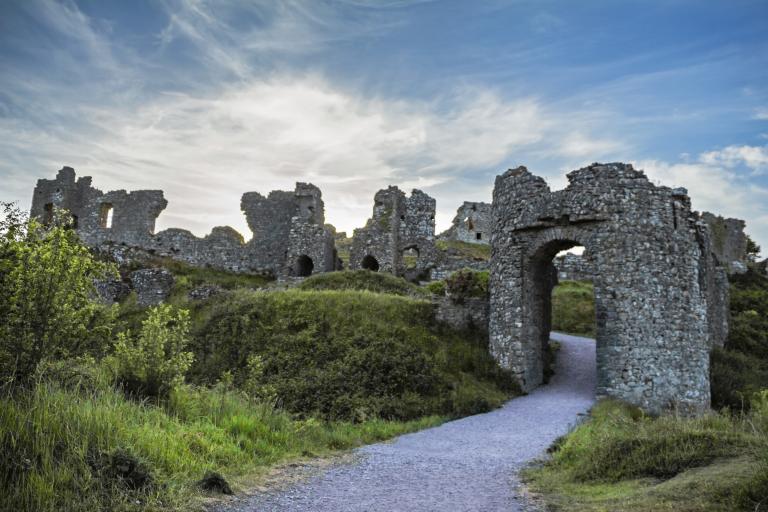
[295,255,314,277]
[489,163,728,415]
[361,255,380,271]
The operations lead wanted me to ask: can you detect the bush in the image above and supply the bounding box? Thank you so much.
[425,280,446,296]
[711,269,768,410]
[444,269,489,301]
[109,304,194,399]
[187,289,517,421]
[0,203,116,385]
[298,270,427,297]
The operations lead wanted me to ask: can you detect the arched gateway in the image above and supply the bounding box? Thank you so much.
[489,163,729,415]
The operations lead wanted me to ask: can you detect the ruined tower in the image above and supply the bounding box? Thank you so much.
[489,163,729,415]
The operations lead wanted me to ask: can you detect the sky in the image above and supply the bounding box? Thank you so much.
[1,0,767,255]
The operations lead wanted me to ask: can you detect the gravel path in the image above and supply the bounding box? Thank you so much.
[225,332,596,512]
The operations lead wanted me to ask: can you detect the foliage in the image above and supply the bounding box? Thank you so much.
[435,239,491,261]
[746,235,761,262]
[187,288,517,421]
[109,304,194,399]
[425,279,446,296]
[0,373,441,512]
[297,269,428,297]
[711,269,768,410]
[0,203,116,385]
[444,269,489,301]
[551,280,596,337]
[524,399,768,511]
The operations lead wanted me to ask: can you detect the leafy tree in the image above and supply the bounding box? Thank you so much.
[110,304,194,398]
[746,235,761,263]
[0,203,116,385]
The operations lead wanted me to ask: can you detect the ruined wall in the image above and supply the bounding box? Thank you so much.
[554,253,593,281]
[701,212,748,273]
[350,187,437,280]
[489,163,729,415]
[439,202,492,245]
[32,167,335,278]
[434,296,489,333]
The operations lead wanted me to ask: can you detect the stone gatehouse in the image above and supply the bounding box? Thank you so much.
[489,163,729,414]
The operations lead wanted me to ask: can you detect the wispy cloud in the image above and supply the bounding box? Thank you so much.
[753,107,768,120]
[699,144,768,175]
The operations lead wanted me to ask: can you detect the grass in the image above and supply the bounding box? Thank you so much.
[435,239,491,261]
[187,288,518,421]
[0,378,443,512]
[297,269,429,297]
[523,399,768,511]
[551,280,595,337]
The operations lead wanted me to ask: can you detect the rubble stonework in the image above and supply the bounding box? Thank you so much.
[434,296,489,333]
[439,202,492,245]
[350,187,437,280]
[31,167,335,278]
[553,253,593,281]
[701,212,748,273]
[489,163,729,415]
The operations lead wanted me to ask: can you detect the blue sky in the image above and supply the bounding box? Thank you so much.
[1,0,767,254]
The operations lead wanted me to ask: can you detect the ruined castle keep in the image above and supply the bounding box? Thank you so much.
[31,167,336,278]
[350,186,438,280]
[489,163,730,414]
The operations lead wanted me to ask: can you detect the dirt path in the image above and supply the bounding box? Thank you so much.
[220,333,596,512]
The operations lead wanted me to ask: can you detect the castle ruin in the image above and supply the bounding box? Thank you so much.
[30,163,744,414]
[31,167,336,279]
[349,186,437,281]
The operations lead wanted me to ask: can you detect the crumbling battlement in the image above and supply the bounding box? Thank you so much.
[701,212,748,273]
[349,186,437,280]
[31,167,335,278]
[489,162,729,415]
[439,201,492,245]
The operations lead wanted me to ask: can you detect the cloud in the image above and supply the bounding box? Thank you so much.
[699,144,768,175]
[753,107,768,120]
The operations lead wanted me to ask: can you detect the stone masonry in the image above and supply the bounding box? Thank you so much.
[439,202,492,245]
[701,212,748,273]
[350,187,437,281]
[31,167,335,279]
[489,163,729,415]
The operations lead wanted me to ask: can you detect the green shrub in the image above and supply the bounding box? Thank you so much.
[298,270,427,297]
[445,269,489,301]
[188,289,517,421]
[109,304,194,399]
[0,203,116,385]
[551,280,595,337]
[425,280,446,296]
[711,269,768,410]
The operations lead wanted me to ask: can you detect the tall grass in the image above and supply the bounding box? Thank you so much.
[525,398,768,511]
[551,280,595,337]
[0,378,441,512]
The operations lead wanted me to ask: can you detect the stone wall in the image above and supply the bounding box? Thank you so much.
[553,253,593,281]
[433,296,489,333]
[701,212,748,273]
[439,201,492,245]
[31,167,335,279]
[489,163,729,415]
[350,187,437,280]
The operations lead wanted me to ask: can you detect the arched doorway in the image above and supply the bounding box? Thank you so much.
[295,255,314,277]
[361,255,380,271]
